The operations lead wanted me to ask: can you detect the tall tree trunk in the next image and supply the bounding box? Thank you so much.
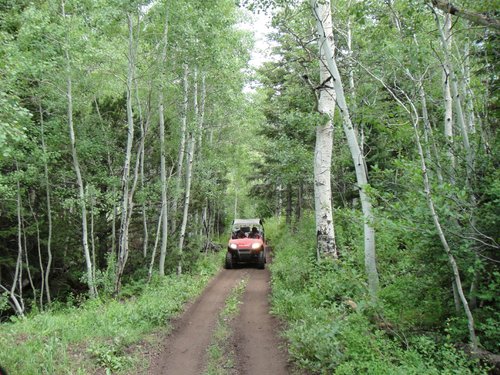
[13,179,26,317]
[178,69,198,275]
[62,0,96,298]
[408,99,478,352]
[28,196,45,309]
[311,0,379,299]
[116,14,137,293]
[442,14,456,179]
[158,11,169,277]
[172,64,189,233]
[39,104,52,306]
[311,0,337,259]
[434,10,474,178]
[148,211,163,282]
[418,80,444,184]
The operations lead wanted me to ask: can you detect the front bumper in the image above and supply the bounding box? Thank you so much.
[228,248,262,262]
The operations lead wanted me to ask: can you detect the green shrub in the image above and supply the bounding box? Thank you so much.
[269,213,487,374]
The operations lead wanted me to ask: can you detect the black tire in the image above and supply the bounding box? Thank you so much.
[225,252,233,269]
[257,251,265,269]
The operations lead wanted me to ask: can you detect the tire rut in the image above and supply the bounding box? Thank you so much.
[231,268,290,375]
[147,269,245,375]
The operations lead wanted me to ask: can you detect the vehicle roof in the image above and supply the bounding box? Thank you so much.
[232,218,263,226]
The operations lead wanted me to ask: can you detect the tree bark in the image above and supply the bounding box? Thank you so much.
[408,99,478,352]
[158,11,169,277]
[116,13,137,293]
[427,0,500,32]
[39,104,52,306]
[442,14,456,179]
[310,0,337,259]
[62,0,96,298]
[311,0,379,299]
[172,64,189,232]
[12,179,25,317]
[177,69,198,275]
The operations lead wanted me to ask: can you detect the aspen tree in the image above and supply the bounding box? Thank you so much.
[178,69,199,275]
[172,64,189,232]
[310,0,337,259]
[311,0,379,299]
[406,98,479,352]
[39,103,52,305]
[61,0,96,298]
[116,14,137,292]
[158,11,169,277]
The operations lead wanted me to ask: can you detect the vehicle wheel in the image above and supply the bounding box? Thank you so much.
[257,251,265,269]
[225,252,233,269]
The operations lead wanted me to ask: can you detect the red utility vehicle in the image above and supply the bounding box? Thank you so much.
[225,219,267,269]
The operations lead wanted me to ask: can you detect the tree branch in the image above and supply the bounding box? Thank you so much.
[427,0,500,32]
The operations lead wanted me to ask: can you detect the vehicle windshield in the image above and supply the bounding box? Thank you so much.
[231,222,263,239]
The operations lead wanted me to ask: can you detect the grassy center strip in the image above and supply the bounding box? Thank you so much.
[204,275,248,375]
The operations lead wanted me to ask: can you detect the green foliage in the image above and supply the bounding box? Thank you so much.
[269,214,486,374]
[0,253,221,374]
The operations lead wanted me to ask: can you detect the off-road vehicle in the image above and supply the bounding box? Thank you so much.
[225,219,267,269]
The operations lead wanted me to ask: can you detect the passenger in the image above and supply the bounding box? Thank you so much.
[236,228,246,238]
[248,226,261,239]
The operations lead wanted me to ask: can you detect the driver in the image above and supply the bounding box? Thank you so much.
[248,226,261,239]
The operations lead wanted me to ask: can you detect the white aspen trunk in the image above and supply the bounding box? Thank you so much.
[177,69,198,275]
[418,81,444,184]
[12,180,25,317]
[311,0,337,259]
[435,11,474,178]
[39,104,52,306]
[62,0,95,298]
[148,211,163,282]
[116,14,136,292]
[158,91,169,276]
[442,14,455,175]
[28,197,45,309]
[112,196,117,256]
[311,0,378,299]
[21,214,36,304]
[89,188,97,295]
[135,64,148,259]
[408,100,478,352]
[197,72,206,154]
[178,134,195,275]
[158,12,169,277]
[172,64,189,232]
[462,41,476,134]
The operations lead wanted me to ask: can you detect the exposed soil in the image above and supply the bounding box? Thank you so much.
[146,265,290,375]
[231,267,291,375]
[147,269,242,375]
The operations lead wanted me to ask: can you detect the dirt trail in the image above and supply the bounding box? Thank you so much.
[232,268,290,375]
[148,269,243,375]
[147,266,290,375]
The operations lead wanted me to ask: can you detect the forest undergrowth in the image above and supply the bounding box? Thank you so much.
[0,253,223,374]
[266,214,490,374]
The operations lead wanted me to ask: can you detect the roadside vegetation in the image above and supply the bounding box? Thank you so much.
[266,216,490,374]
[0,253,222,374]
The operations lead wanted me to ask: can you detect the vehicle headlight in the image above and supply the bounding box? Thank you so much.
[229,243,238,250]
[251,242,262,250]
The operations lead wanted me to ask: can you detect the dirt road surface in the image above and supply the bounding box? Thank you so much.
[147,267,290,375]
[231,268,290,375]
